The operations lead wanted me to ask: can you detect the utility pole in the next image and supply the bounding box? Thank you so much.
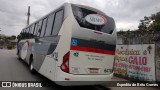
[27,6,30,26]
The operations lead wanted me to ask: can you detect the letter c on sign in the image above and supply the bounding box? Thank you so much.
[129,56,133,64]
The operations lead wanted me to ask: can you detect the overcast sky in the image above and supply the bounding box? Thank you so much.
[0,0,160,36]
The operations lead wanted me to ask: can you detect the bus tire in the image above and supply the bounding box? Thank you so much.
[29,56,36,74]
[17,50,22,60]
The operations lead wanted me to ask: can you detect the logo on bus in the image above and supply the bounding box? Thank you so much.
[73,52,79,57]
[23,40,29,51]
[85,14,107,25]
[21,40,29,60]
[71,39,78,46]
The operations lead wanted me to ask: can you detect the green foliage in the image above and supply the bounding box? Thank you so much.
[9,35,16,40]
[118,11,160,34]
[7,45,13,49]
[117,30,125,34]
[6,35,16,40]
[7,45,14,49]
[138,11,160,33]
[0,40,4,45]
[138,17,149,31]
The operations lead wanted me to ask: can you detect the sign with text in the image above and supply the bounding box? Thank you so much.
[114,44,156,81]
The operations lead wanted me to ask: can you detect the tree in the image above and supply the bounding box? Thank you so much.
[11,35,16,40]
[138,16,151,31]
[138,11,160,33]
[149,12,160,32]
[8,35,16,40]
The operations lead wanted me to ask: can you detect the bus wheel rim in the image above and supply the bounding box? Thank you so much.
[30,63,33,70]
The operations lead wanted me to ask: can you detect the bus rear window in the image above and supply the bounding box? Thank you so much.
[71,4,115,34]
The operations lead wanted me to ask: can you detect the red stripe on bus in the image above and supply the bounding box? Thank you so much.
[94,31,103,34]
[70,46,115,55]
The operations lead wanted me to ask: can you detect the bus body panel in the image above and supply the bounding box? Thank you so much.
[25,39,35,65]
[38,9,73,81]
[54,67,113,86]
[38,55,56,81]
[69,50,114,75]
[55,12,73,67]
[33,37,60,71]
[18,39,35,64]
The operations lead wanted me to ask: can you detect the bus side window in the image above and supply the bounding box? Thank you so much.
[52,10,64,36]
[40,18,48,37]
[31,24,35,38]
[27,27,31,39]
[29,25,33,38]
[23,29,27,39]
[20,30,23,40]
[45,13,55,36]
[34,23,38,37]
[28,27,32,38]
[37,20,43,37]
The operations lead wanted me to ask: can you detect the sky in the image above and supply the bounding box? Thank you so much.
[0,0,160,36]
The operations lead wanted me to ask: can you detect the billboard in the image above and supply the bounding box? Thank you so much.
[114,44,156,81]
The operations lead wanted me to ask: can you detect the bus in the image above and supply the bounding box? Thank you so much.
[17,3,116,86]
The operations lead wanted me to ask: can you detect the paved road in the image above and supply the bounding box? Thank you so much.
[0,49,159,90]
[0,49,109,90]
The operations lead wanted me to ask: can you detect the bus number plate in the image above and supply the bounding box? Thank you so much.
[88,68,99,74]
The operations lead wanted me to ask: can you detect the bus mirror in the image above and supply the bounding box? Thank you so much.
[17,35,21,40]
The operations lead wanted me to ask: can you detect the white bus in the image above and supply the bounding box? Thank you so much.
[17,3,116,86]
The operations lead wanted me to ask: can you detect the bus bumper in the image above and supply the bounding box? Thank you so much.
[54,71,113,86]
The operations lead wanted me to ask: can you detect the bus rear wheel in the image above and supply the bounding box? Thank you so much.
[29,56,36,74]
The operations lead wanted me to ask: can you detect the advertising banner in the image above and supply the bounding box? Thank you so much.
[114,44,156,81]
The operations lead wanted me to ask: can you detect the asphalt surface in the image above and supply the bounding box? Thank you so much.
[0,49,159,90]
[0,49,110,90]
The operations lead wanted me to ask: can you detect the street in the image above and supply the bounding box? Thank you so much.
[0,49,159,90]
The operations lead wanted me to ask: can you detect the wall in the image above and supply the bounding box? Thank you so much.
[155,42,160,81]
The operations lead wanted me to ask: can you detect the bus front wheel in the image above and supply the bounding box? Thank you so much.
[17,50,22,60]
